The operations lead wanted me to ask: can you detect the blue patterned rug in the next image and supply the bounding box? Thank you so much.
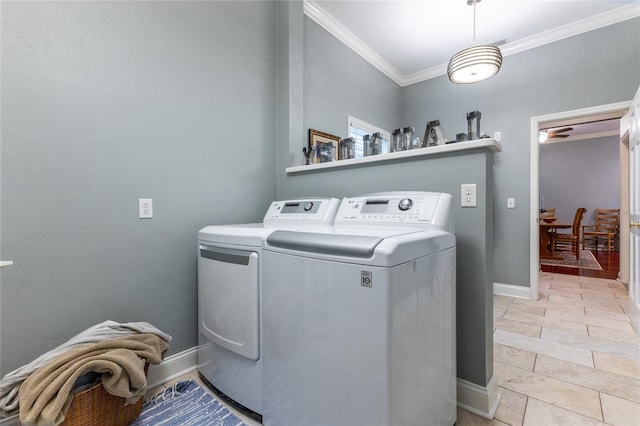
[131,380,247,426]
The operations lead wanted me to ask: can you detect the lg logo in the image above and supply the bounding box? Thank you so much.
[361,271,372,288]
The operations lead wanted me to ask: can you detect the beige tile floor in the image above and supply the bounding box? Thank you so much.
[479,272,640,426]
[156,272,639,426]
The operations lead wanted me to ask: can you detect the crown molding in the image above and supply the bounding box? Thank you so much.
[501,3,640,59]
[303,0,404,86]
[401,64,449,87]
[303,1,640,87]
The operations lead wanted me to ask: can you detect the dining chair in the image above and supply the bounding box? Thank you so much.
[552,207,587,259]
[582,209,620,252]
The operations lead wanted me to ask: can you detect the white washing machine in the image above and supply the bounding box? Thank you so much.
[197,198,340,418]
[262,192,456,426]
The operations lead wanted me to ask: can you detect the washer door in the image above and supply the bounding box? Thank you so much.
[198,245,259,360]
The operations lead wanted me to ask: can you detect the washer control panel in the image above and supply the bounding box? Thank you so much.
[263,198,341,224]
[335,192,451,227]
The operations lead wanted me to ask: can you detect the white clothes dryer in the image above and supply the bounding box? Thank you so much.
[197,198,340,419]
[262,192,456,426]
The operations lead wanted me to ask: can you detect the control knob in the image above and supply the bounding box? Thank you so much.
[398,198,413,211]
[303,202,314,211]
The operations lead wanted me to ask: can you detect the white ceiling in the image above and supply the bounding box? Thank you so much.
[308,0,640,86]
[541,118,621,143]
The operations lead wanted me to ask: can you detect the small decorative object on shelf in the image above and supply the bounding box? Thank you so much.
[456,133,468,142]
[467,110,481,140]
[424,120,445,146]
[391,128,403,152]
[364,132,383,156]
[339,137,356,160]
[402,126,417,150]
[316,142,335,163]
[392,127,418,152]
[308,129,340,164]
[302,147,312,165]
[409,136,422,149]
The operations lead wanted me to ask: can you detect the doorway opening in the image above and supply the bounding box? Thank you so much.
[529,102,631,299]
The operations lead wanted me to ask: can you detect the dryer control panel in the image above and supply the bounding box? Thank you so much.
[335,192,453,232]
[263,198,341,225]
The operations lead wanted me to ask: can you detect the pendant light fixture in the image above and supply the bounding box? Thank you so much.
[447,0,502,84]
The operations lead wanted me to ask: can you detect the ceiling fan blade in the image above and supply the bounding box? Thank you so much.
[552,127,574,133]
[548,133,570,138]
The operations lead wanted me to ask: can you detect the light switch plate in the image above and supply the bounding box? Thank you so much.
[507,197,515,209]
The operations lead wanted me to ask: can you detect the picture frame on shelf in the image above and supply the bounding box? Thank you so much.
[308,129,340,163]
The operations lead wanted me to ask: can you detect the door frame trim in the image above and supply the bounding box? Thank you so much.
[530,101,631,299]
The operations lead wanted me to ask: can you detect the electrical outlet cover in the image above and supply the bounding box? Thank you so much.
[139,198,153,219]
[461,184,477,208]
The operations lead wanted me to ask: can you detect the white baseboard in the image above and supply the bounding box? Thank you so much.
[2,348,505,423]
[457,375,501,420]
[147,346,199,388]
[494,282,536,299]
[629,293,640,334]
[0,347,199,426]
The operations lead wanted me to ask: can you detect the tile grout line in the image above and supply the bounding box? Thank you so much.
[493,273,638,425]
[501,359,595,392]
[597,391,605,425]
[542,308,635,333]
[520,395,529,426]
[498,360,609,423]
[504,343,640,405]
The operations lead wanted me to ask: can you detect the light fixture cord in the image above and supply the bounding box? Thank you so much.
[472,0,477,46]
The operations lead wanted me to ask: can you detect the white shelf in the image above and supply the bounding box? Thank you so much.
[286,138,502,174]
[0,261,14,268]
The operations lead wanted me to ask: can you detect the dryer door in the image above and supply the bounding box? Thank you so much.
[198,245,259,360]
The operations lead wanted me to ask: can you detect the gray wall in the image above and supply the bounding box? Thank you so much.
[2,0,637,396]
[278,13,639,389]
[303,18,402,149]
[1,1,277,374]
[279,13,496,387]
[540,136,620,225]
[402,19,639,287]
[295,16,639,291]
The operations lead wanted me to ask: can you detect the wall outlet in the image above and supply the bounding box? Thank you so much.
[461,184,477,208]
[507,197,515,209]
[494,131,501,142]
[139,198,153,219]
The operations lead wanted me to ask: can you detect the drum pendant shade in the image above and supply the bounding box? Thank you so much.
[448,0,502,84]
[447,45,502,83]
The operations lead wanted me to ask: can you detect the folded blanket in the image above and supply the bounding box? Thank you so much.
[19,333,169,426]
[0,320,171,417]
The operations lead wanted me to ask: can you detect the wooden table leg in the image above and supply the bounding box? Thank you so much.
[540,226,563,260]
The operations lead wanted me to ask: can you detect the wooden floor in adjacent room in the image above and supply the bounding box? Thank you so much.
[540,249,620,280]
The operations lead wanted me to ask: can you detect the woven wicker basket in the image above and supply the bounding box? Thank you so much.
[58,381,144,426]
[58,364,149,426]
